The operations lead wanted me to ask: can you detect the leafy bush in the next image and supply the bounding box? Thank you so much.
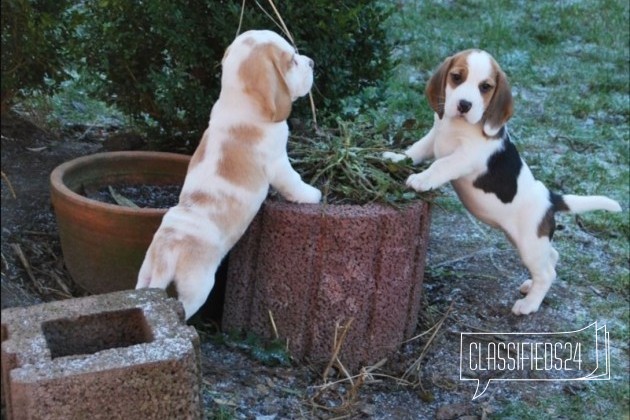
[1,0,72,113]
[70,0,393,149]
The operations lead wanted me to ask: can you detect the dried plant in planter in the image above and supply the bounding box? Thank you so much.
[287,121,427,205]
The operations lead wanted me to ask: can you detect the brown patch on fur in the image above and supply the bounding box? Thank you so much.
[149,227,176,278]
[175,238,218,276]
[180,191,218,208]
[426,50,472,118]
[229,124,263,144]
[188,129,209,172]
[482,56,513,136]
[426,56,452,118]
[446,52,471,89]
[537,208,557,239]
[239,43,292,122]
[216,139,265,191]
[151,226,220,282]
[539,191,568,238]
[211,194,245,236]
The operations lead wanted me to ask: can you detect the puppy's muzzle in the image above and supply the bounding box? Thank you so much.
[457,100,472,114]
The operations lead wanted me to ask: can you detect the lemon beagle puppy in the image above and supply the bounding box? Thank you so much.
[385,49,621,315]
[137,30,321,319]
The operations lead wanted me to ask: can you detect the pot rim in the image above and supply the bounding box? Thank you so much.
[50,151,190,216]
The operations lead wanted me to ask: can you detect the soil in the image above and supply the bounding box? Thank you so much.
[84,184,183,208]
[1,111,626,419]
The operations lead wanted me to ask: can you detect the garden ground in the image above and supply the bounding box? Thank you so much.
[1,109,628,418]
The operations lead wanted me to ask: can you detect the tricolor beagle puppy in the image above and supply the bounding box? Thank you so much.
[137,30,321,319]
[385,49,621,315]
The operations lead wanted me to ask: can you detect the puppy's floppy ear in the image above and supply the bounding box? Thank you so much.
[482,65,513,137]
[239,43,292,122]
[425,56,453,119]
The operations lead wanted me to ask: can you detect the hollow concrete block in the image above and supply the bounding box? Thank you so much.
[224,200,431,370]
[1,288,201,420]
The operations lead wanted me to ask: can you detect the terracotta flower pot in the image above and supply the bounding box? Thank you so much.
[223,199,431,370]
[50,151,190,294]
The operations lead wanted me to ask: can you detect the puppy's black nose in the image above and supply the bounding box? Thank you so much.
[458,100,472,114]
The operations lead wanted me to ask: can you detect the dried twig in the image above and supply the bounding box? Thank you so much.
[108,186,139,208]
[23,230,57,237]
[1,251,8,271]
[266,0,295,46]
[402,301,455,384]
[47,270,73,298]
[265,0,318,127]
[308,318,360,414]
[11,243,37,284]
[1,170,17,198]
[268,310,280,340]
[433,246,496,268]
[322,318,354,381]
[235,0,246,37]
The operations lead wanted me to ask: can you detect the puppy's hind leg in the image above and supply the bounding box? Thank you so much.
[136,258,153,289]
[519,246,559,295]
[172,244,222,320]
[175,263,218,320]
[136,242,176,290]
[512,236,557,315]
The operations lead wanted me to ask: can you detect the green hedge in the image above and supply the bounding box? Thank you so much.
[70,0,393,149]
[1,0,72,113]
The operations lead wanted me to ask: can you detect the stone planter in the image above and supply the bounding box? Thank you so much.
[50,151,190,294]
[223,200,431,370]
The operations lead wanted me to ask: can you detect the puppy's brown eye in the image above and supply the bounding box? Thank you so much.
[451,73,463,84]
[480,82,493,93]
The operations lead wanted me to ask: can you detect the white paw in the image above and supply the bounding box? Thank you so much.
[382,151,407,163]
[406,172,437,192]
[290,184,322,204]
[511,298,541,315]
[519,279,532,294]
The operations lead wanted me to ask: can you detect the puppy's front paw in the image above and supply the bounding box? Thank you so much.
[290,184,322,204]
[406,172,437,192]
[511,297,541,315]
[382,151,407,163]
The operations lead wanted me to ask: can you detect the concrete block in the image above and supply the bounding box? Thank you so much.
[1,288,201,420]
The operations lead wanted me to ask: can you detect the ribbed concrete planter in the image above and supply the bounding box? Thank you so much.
[223,200,431,369]
[50,151,190,294]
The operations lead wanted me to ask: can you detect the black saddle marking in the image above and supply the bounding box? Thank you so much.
[473,128,522,204]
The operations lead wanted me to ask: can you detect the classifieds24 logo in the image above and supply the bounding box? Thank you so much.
[460,322,610,399]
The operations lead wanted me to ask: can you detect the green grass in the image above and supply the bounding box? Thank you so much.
[13,70,126,131]
[371,0,629,417]
[491,380,629,420]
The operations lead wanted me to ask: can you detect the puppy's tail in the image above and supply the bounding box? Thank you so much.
[556,193,622,214]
